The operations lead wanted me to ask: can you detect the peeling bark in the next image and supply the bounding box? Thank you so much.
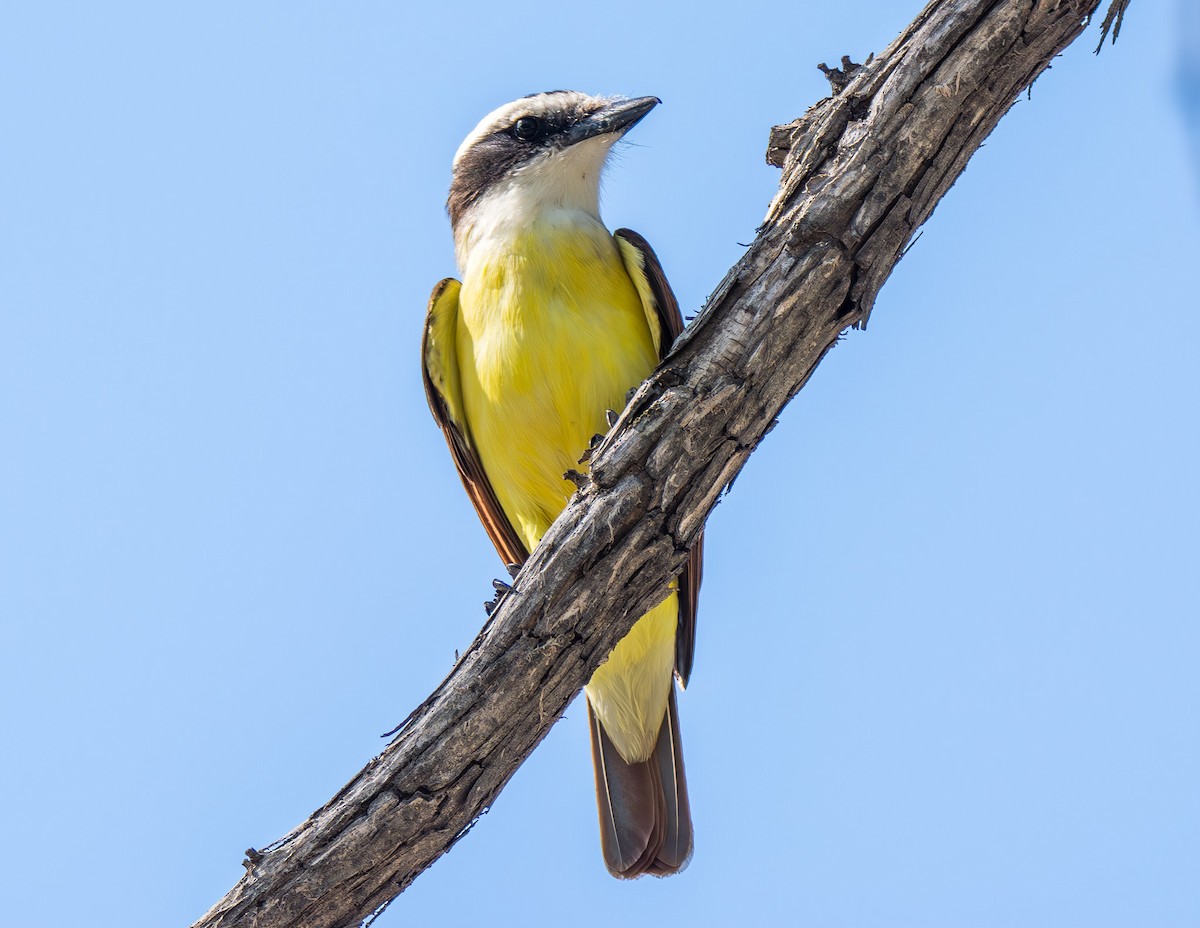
[192,1,1121,925]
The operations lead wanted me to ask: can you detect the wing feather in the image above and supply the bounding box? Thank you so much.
[613,230,704,687]
[422,278,528,568]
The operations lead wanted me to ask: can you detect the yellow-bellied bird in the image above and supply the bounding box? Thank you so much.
[421,91,702,877]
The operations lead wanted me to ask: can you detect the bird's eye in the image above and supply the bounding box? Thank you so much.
[512,116,543,141]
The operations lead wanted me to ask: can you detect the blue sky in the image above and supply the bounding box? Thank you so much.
[2,3,1197,927]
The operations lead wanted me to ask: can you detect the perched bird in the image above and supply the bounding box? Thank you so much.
[421,91,703,878]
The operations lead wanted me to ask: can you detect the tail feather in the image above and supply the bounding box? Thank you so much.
[646,688,692,874]
[588,689,692,878]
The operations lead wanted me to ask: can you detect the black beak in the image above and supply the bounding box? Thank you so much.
[562,96,660,147]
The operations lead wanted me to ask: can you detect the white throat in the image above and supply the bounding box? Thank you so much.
[454,135,615,272]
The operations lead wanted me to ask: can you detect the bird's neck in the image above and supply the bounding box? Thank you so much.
[454,175,606,276]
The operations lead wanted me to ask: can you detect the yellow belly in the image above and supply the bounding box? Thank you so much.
[456,217,674,763]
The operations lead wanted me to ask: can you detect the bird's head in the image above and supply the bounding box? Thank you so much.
[447,91,659,242]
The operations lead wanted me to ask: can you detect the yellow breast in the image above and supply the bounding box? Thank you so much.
[456,217,659,553]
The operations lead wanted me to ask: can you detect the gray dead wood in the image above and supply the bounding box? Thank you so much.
[192,1,1122,926]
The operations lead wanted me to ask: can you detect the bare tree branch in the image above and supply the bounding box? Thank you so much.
[192,1,1119,925]
[1094,0,1133,54]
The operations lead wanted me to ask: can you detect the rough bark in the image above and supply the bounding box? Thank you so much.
[193,1,1117,925]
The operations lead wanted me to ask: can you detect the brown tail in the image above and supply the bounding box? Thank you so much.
[588,687,692,878]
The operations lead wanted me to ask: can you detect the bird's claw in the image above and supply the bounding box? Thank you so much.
[484,578,514,615]
[577,433,606,465]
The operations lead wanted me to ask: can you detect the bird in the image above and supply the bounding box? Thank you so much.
[421,91,703,878]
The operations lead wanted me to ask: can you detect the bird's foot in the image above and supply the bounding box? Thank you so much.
[577,432,606,465]
[484,578,513,616]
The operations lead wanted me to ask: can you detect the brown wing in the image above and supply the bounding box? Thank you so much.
[421,278,528,568]
[614,229,704,688]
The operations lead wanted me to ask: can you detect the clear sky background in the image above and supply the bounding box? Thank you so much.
[3,3,1197,927]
